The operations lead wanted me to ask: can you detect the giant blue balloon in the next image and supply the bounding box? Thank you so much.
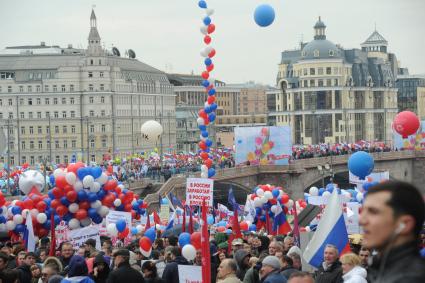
[144,227,156,243]
[178,232,191,247]
[254,4,275,27]
[348,151,374,180]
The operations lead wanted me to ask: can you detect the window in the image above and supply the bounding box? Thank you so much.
[30,141,34,150]
[318,80,324,87]
[53,98,58,104]
[70,85,74,92]
[90,139,95,148]
[0,113,2,119]
[45,98,50,105]
[102,139,107,147]
[63,126,67,133]
[53,85,57,92]
[91,155,95,162]
[318,68,323,75]
[55,140,60,149]
[71,125,76,133]
[46,126,50,134]
[327,79,332,86]
[100,96,105,103]
[54,112,59,118]
[20,112,24,119]
[62,111,66,118]
[30,156,35,165]
[72,140,76,148]
[21,156,26,164]
[89,110,94,117]
[0,99,2,106]
[19,86,24,92]
[100,72,104,78]
[90,59,93,65]
[46,111,50,118]
[313,50,319,57]
[101,124,106,132]
[28,98,32,105]
[28,112,33,119]
[64,155,68,164]
[71,111,75,118]
[63,140,68,149]
[310,80,315,87]
[37,126,42,134]
[61,85,66,92]
[36,98,41,105]
[90,125,95,133]
[36,85,41,92]
[88,72,93,78]
[310,68,315,75]
[89,84,94,91]
[62,97,66,104]
[326,67,332,75]
[21,127,25,135]
[8,112,13,119]
[101,110,105,116]
[100,84,104,91]
[26,86,31,92]
[55,126,59,134]
[10,156,14,166]
[44,85,49,92]
[329,50,335,56]
[70,97,75,104]
[55,155,60,164]
[89,97,94,103]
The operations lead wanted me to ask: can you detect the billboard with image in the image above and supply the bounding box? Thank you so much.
[235,126,292,165]
[393,120,425,150]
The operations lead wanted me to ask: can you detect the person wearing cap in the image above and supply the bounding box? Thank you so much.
[106,249,144,283]
[234,249,251,281]
[232,239,244,255]
[259,256,287,283]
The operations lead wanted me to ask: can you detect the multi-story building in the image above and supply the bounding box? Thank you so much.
[396,75,425,120]
[0,10,175,166]
[271,17,399,145]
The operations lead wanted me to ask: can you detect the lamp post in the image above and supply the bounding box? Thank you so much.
[317,162,334,189]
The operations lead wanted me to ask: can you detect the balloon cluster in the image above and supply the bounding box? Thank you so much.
[197,0,217,179]
[178,231,202,261]
[138,226,156,257]
[306,183,367,204]
[0,162,148,239]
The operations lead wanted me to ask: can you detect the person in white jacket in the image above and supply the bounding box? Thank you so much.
[340,253,367,283]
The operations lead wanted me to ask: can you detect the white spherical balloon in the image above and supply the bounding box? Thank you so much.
[200,172,208,178]
[80,217,91,227]
[136,225,143,233]
[309,187,319,196]
[69,203,79,214]
[96,173,108,185]
[13,214,24,225]
[260,196,268,204]
[256,189,264,197]
[90,182,101,193]
[140,247,152,258]
[264,191,273,200]
[91,200,102,209]
[97,206,109,217]
[197,117,205,126]
[323,191,331,197]
[30,209,39,218]
[113,199,121,207]
[285,199,294,208]
[19,170,45,195]
[356,192,364,202]
[65,172,77,185]
[141,120,163,143]
[107,223,118,236]
[0,224,6,232]
[53,168,66,178]
[201,165,208,173]
[36,213,47,224]
[253,197,262,207]
[182,244,196,261]
[270,205,277,214]
[83,175,94,188]
[68,218,80,230]
[74,181,83,192]
[6,221,15,231]
[200,26,208,35]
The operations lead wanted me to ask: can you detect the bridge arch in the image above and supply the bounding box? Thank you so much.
[214,181,252,204]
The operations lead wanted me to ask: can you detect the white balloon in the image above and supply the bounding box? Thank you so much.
[323,191,331,197]
[182,244,196,261]
[107,223,118,236]
[90,182,101,193]
[91,200,102,209]
[13,214,24,225]
[80,217,91,227]
[205,46,214,54]
[113,199,122,207]
[208,77,215,85]
[19,170,45,195]
[200,49,209,57]
[197,117,205,126]
[30,209,39,218]
[21,209,29,218]
[83,175,94,188]
[96,173,108,185]
[309,187,319,196]
[74,181,83,192]
[305,226,311,232]
[264,191,273,200]
[278,190,284,198]
[0,224,6,232]
[206,8,214,16]
[53,168,66,178]
[140,247,152,258]
[256,189,264,197]
[200,172,208,178]
[36,213,47,224]
[6,221,16,231]
[253,197,262,207]
[201,165,208,173]
[97,206,110,217]
[260,196,268,204]
[68,218,80,230]
[356,192,364,202]
[141,120,163,143]
[65,172,77,185]
[270,205,277,214]
[200,26,208,35]
[69,203,79,213]
[136,225,143,233]
[285,199,294,208]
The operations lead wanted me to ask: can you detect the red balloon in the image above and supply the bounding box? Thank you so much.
[36,201,47,212]
[104,180,117,191]
[107,165,113,174]
[15,201,24,209]
[208,49,216,58]
[204,159,213,168]
[200,152,209,160]
[207,96,215,104]
[124,203,132,212]
[393,111,420,138]
[281,194,289,204]
[201,71,209,79]
[207,24,215,34]
[55,176,68,189]
[30,194,41,204]
[37,228,49,238]
[67,163,77,174]
[52,187,63,199]
[66,191,78,202]
[240,221,249,231]
[75,209,87,220]
[139,236,152,251]
[206,64,214,72]
[50,199,61,209]
[190,232,202,250]
[0,197,5,207]
[198,109,208,119]
[204,35,211,44]
[79,201,90,210]
[115,187,122,195]
[126,191,134,200]
[217,226,225,232]
[118,227,129,239]
[56,205,68,217]
[23,199,34,209]
[206,84,214,91]
[64,185,74,194]
[199,141,207,151]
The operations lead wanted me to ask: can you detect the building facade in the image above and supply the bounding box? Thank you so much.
[271,18,399,145]
[0,10,175,166]
[396,75,425,120]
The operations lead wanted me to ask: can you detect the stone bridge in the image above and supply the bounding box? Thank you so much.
[144,151,425,211]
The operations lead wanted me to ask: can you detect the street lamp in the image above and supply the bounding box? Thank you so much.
[317,162,334,189]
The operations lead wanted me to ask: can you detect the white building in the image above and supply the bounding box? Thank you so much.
[0,10,175,166]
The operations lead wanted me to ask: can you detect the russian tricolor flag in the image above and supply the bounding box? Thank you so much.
[303,189,350,268]
[272,204,292,235]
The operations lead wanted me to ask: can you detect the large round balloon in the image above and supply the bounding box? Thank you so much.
[182,244,196,261]
[141,120,163,143]
[393,111,420,138]
[18,170,45,195]
[348,151,374,180]
[254,4,275,27]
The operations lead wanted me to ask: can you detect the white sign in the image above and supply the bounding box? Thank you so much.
[178,265,202,283]
[68,226,101,250]
[55,221,70,249]
[186,178,214,207]
[160,204,170,223]
[349,171,389,188]
[106,211,132,228]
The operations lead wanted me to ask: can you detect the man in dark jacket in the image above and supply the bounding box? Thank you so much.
[162,246,189,283]
[90,254,110,283]
[15,252,33,283]
[360,181,425,282]
[106,249,144,283]
[314,245,342,283]
[234,249,251,280]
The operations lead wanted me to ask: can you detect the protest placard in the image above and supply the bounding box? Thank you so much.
[178,265,202,283]
[68,226,101,250]
[55,221,70,249]
[186,178,214,207]
[106,210,132,228]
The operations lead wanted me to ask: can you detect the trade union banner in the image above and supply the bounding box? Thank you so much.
[186,178,214,207]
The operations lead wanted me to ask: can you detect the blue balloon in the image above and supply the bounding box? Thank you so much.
[272,189,280,198]
[78,190,88,201]
[48,191,55,200]
[208,113,216,122]
[199,125,207,131]
[198,0,207,9]
[348,151,374,180]
[203,16,211,26]
[208,168,215,178]
[202,80,210,88]
[207,215,214,225]
[88,208,98,219]
[255,207,262,216]
[249,224,257,231]
[49,175,55,185]
[11,206,21,215]
[210,103,217,110]
[63,213,73,222]
[97,189,106,200]
[91,167,102,179]
[60,197,70,206]
[88,193,98,203]
[77,167,89,180]
[132,203,140,210]
[201,131,209,138]
[92,215,103,224]
[204,58,212,66]
[204,106,212,114]
[0,216,6,224]
[218,220,227,227]
[43,220,51,230]
[144,227,156,243]
[131,227,139,235]
[226,229,232,235]
[54,215,60,225]
[205,139,213,147]
[208,88,216,96]
[254,4,275,27]
[178,232,191,247]
[15,224,26,233]
[319,188,325,196]
[115,219,126,232]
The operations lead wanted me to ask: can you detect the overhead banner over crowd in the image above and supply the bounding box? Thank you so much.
[186,178,214,207]
[393,120,425,150]
[235,126,292,165]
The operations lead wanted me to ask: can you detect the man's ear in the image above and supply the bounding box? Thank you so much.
[396,215,415,235]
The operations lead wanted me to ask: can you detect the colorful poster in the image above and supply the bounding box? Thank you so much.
[393,120,425,150]
[186,178,214,207]
[235,126,292,165]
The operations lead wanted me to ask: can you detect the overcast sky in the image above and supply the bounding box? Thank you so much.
[0,0,424,85]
